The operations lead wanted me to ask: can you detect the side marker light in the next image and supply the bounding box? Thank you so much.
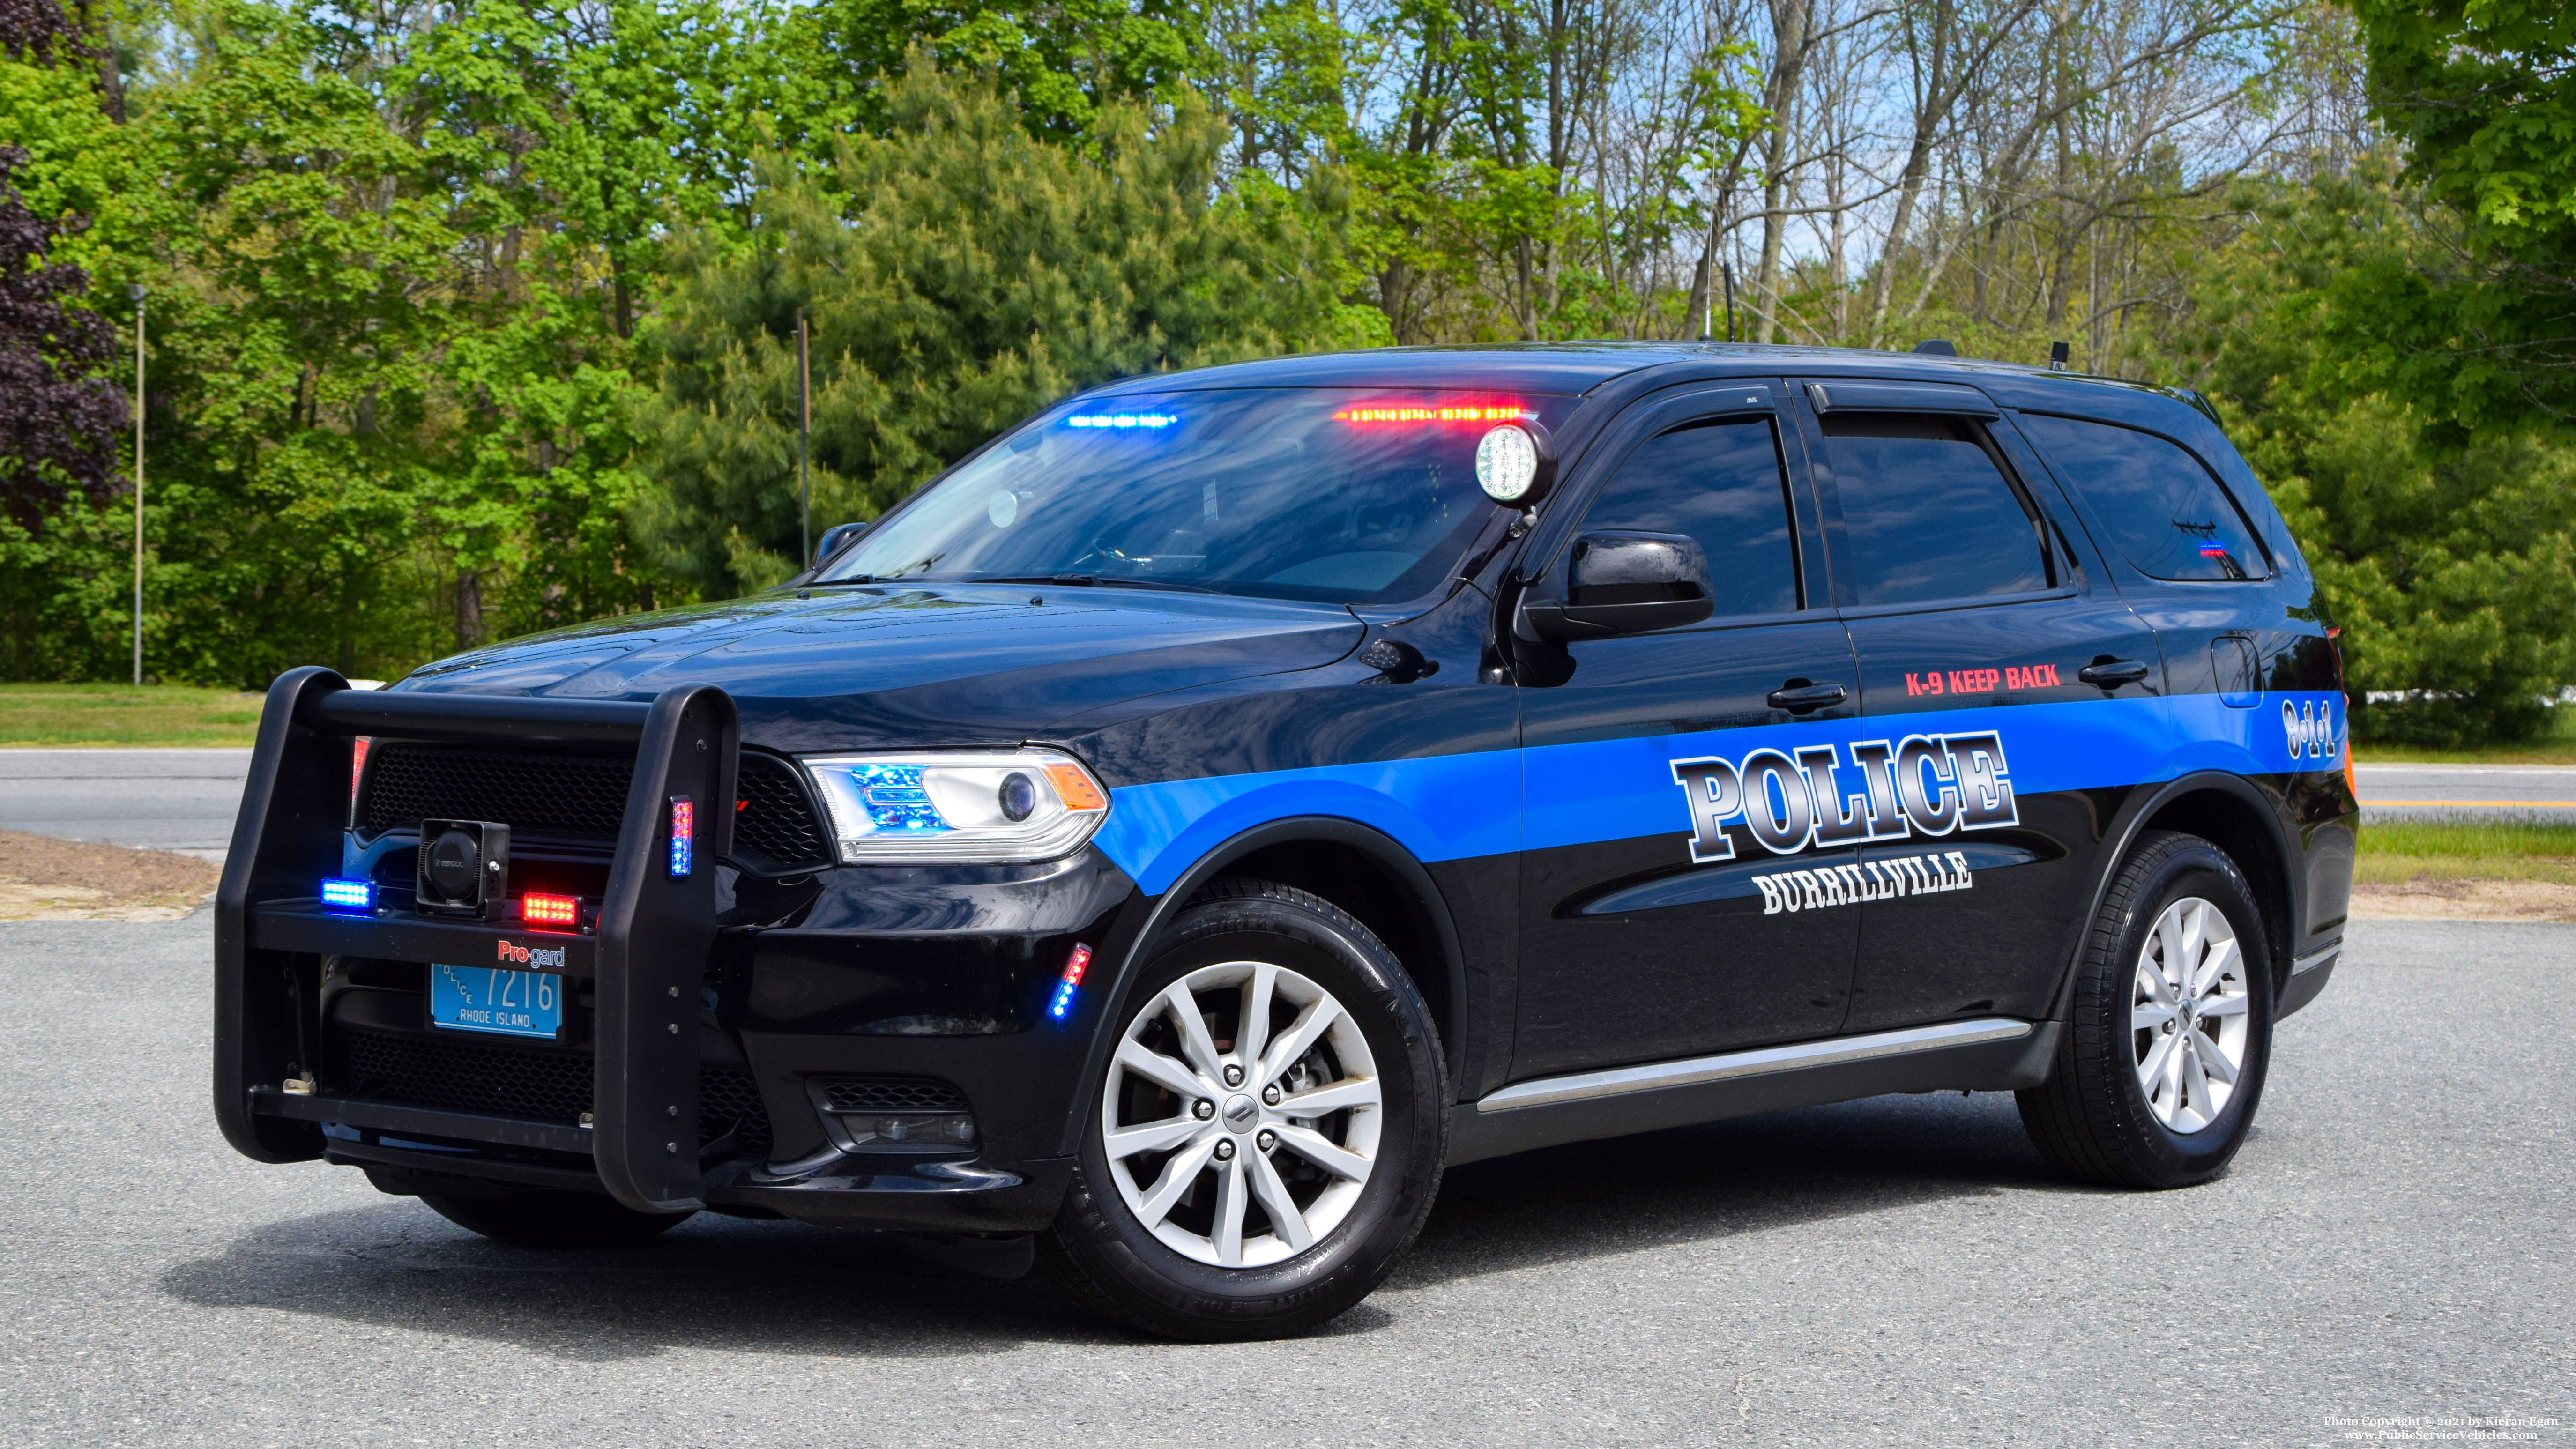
[669,796,694,877]
[521,892,580,929]
[320,878,372,911]
[1050,943,1093,1020]
[1043,762,1109,812]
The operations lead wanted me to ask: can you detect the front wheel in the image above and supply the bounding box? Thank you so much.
[2018,830,2276,1189]
[1041,878,1447,1340]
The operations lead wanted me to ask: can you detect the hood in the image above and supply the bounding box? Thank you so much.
[394,583,1365,752]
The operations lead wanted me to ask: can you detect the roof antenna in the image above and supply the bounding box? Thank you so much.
[1721,263,1737,343]
[1913,338,1957,356]
[2048,340,2070,371]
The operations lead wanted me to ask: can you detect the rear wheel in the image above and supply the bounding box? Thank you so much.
[420,1189,694,1248]
[1041,878,1446,1340]
[2018,831,2275,1189]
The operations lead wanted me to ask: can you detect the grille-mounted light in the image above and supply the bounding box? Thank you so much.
[521,892,580,929]
[669,795,694,877]
[1050,943,1093,1020]
[319,878,372,911]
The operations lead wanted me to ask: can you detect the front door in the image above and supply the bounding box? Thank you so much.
[1789,381,2165,1033]
[1511,388,1861,1080]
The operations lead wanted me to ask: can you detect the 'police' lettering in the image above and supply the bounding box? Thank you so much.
[1673,731,2018,863]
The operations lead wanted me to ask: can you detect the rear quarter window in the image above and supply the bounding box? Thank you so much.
[2018,413,2267,581]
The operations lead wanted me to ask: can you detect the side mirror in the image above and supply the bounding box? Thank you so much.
[1518,531,1714,641]
[813,519,871,567]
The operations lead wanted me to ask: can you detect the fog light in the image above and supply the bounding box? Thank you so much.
[832,1112,977,1150]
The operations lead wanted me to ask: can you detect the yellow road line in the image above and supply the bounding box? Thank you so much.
[2361,799,2576,808]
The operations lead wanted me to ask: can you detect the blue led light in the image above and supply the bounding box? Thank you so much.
[1065,413,1175,430]
[320,878,372,911]
[669,795,694,878]
[1049,981,1078,1018]
[854,765,951,832]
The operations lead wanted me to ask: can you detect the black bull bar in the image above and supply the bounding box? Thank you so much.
[214,666,739,1214]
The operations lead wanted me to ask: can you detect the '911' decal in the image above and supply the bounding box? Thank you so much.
[1669,731,2018,864]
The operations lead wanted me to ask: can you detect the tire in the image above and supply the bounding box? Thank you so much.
[420,1189,695,1248]
[1041,877,1447,1341]
[2017,830,2276,1189]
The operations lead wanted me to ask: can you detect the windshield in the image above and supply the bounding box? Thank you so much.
[817,388,1578,604]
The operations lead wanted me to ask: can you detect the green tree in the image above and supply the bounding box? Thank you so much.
[2179,170,2576,744]
[638,63,1349,598]
[2337,0,2576,432]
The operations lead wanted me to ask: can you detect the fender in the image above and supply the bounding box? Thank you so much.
[2043,769,2303,1025]
[1052,816,1470,1158]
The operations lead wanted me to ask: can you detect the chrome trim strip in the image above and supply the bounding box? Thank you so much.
[1474,1017,2035,1114]
[2291,943,2340,976]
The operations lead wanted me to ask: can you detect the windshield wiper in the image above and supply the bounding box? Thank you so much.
[958,573,1221,594]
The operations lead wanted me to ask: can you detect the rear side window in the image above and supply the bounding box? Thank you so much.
[1578,416,1801,617]
[2018,414,2266,580]
[1819,413,2051,606]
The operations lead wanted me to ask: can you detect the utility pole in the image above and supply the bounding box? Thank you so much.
[129,285,144,687]
[796,308,812,567]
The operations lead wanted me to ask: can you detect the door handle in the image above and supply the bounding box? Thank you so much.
[2079,658,2151,687]
[1766,681,1848,713]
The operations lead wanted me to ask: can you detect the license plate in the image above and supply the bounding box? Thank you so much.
[429,964,563,1040]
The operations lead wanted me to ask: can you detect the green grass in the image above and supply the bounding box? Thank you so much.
[0,684,266,747]
[2356,817,2576,885]
[2357,707,2576,765]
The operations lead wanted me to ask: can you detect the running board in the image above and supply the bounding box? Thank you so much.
[1445,1018,2058,1167]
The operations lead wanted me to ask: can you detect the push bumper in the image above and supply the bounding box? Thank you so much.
[215,668,1103,1232]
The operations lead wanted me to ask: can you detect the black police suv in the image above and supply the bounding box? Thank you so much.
[216,343,2354,1340]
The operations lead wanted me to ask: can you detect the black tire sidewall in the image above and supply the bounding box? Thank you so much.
[2082,839,2276,1185]
[1051,883,1446,1338]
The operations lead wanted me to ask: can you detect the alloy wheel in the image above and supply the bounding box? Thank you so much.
[2130,895,2252,1134]
[1099,960,1383,1268]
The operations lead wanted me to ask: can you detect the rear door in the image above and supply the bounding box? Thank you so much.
[1511,385,1861,1079]
[1789,379,2165,1033]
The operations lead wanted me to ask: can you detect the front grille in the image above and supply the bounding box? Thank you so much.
[360,746,631,838]
[334,1028,773,1158]
[734,755,832,869]
[358,743,832,872]
[818,1077,968,1113]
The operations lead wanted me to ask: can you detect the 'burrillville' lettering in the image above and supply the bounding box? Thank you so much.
[1754,849,1974,915]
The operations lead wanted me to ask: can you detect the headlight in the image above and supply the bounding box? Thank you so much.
[801,749,1110,863]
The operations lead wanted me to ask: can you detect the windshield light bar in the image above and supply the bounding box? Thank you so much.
[1333,402,1534,425]
[1065,413,1175,429]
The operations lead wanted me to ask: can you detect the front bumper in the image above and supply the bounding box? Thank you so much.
[216,669,1136,1233]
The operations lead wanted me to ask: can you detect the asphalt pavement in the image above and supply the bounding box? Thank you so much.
[2353,762,2576,819]
[0,912,2566,1447]
[0,750,253,860]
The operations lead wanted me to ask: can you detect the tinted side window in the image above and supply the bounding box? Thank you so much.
[2018,413,2266,580]
[1578,416,1799,617]
[1821,413,2049,606]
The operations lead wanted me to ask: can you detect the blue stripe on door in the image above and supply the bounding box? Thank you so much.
[1089,691,2344,897]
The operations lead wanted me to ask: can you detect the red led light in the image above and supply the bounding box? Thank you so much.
[521,892,580,928]
[349,736,371,817]
[1060,943,1092,988]
[1334,400,1533,425]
